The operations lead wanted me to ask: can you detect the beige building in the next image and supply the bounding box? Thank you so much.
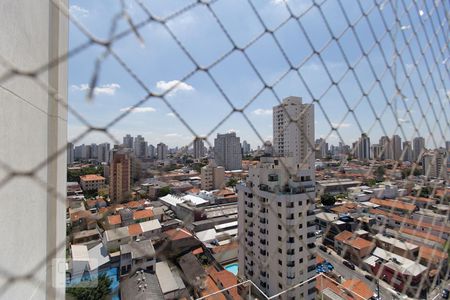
[201,160,225,190]
[80,174,106,191]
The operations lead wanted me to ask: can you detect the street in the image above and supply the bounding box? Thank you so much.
[316,246,408,300]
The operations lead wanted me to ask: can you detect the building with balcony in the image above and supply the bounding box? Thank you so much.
[237,97,316,299]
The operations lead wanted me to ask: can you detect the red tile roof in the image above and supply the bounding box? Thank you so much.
[107,214,122,226]
[128,223,143,236]
[133,209,154,220]
[165,228,193,241]
[370,198,417,213]
[80,174,105,181]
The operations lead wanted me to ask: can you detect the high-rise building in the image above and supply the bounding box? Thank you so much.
[237,97,316,299]
[200,160,225,190]
[422,148,448,180]
[371,144,382,160]
[193,137,205,159]
[391,135,402,161]
[67,142,74,164]
[413,137,425,162]
[242,140,251,155]
[148,144,156,159]
[356,133,371,161]
[272,96,314,169]
[213,132,242,170]
[379,136,391,160]
[157,142,168,160]
[109,149,131,202]
[98,143,111,163]
[134,135,148,158]
[123,134,134,149]
[402,141,413,162]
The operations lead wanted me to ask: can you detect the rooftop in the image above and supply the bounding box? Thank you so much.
[79,174,105,181]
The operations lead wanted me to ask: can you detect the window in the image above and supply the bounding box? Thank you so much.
[278,283,283,289]
[288,237,294,243]
[278,260,282,266]
[278,248,282,254]
[277,202,282,207]
[278,236,282,241]
[287,249,294,255]
[278,224,282,230]
[278,213,282,218]
[299,258,303,264]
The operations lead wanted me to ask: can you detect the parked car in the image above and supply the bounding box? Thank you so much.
[343,260,355,270]
[319,245,327,252]
[365,274,374,281]
[442,289,449,299]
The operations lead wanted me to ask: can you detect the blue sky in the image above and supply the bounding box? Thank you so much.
[68,0,449,149]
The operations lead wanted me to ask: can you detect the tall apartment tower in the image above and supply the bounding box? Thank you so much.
[379,136,391,160]
[356,133,371,161]
[273,96,315,170]
[237,97,317,299]
[193,137,205,159]
[67,142,74,164]
[242,140,251,155]
[134,135,148,158]
[402,141,413,162]
[413,137,425,162]
[109,149,131,202]
[315,138,328,159]
[157,143,168,160]
[214,132,242,170]
[391,135,402,161]
[123,134,134,149]
[98,143,111,163]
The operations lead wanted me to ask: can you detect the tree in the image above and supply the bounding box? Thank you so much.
[320,193,336,206]
[374,166,385,181]
[157,186,171,197]
[226,177,239,188]
[67,274,111,300]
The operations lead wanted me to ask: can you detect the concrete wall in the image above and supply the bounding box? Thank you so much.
[0,1,68,299]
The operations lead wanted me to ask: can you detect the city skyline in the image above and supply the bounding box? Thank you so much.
[68,1,450,149]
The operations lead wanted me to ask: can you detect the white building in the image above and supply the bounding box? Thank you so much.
[391,135,402,161]
[273,96,315,170]
[134,135,148,158]
[356,133,370,161]
[237,97,316,299]
[422,148,448,180]
[193,137,205,159]
[242,140,251,155]
[214,132,242,170]
[201,160,225,190]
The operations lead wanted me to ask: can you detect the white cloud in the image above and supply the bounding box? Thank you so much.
[252,108,272,116]
[228,129,239,133]
[331,122,352,128]
[72,83,120,96]
[119,106,156,113]
[400,25,411,31]
[418,9,424,16]
[69,5,89,17]
[165,133,181,137]
[398,118,410,124]
[271,0,286,4]
[155,80,194,97]
[167,112,176,117]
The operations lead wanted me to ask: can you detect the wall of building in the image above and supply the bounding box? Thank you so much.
[0,1,68,299]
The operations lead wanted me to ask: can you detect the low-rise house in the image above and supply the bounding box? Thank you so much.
[155,261,187,299]
[69,243,110,281]
[120,271,164,300]
[316,274,374,300]
[103,219,162,252]
[364,247,428,296]
[70,210,97,232]
[72,228,101,246]
[373,234,419,260]
[120,240,156,276]
[334,231,374,264]
[370,198,418,215]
